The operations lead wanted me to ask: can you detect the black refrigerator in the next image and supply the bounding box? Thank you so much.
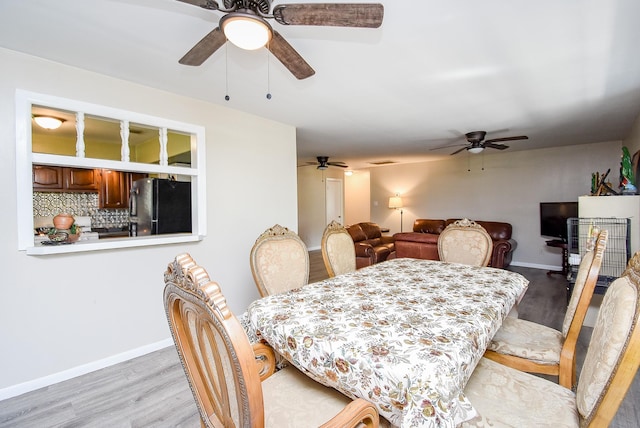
[129,178,192,236]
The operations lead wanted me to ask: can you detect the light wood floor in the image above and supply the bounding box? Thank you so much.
[1,253,638,427]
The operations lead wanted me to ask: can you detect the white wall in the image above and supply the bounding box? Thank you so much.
[0,48,298,395]
[368,141,621,269]
[344,170,370,226]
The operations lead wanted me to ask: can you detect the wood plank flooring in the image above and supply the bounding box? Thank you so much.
[1,253,638,427]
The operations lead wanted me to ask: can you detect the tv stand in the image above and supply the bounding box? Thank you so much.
[546,239,568,277]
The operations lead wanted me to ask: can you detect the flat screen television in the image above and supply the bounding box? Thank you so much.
[540,202,578,241]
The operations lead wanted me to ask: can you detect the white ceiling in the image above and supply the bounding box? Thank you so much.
[2,0,640,169]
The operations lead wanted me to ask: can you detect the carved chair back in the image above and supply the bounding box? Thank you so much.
[321,220,356,277]
[576,250,640,426]
[164,253,264,427]
[437,218,493,267]
[250,224,309,297]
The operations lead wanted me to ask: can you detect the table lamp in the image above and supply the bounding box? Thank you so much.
[388,194,404,232]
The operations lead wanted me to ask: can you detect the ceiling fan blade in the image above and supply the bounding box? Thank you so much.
[450,146,468,155]
[429,143,467,151]
[484,135,528,144]
[179,27,226,66]
[267,31,315,79]
[273,3,384,28]
[484,143,509,150]
[176,0,219,10]
[327,162,348,168]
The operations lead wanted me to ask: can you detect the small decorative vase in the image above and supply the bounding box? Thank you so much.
[53,213,74,230]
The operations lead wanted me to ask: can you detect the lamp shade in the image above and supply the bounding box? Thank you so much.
[389,196,403,209]
[220,13,272,50]
[467,146,484,154]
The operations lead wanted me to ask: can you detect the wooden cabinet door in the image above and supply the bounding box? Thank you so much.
[65,168,100,191]
[99,170,127,208]
[33,165,64,190]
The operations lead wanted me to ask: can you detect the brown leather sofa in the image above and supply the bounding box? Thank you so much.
[393,219,517,269]
[346,222,396,268]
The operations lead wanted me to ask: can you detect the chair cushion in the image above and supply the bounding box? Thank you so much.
[262,365,353,427]
[486,316,563,365]
[346,224,367,242]
[461,358,578,427]
[413,219,446,234]
[359,222,382,239]
[393,232,439,244]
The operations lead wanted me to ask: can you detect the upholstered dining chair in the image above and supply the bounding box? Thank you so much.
[437,218,493,267]
[484,230,608,389]
[321,220,357,277]
[164,253,380,428]
[250,224,310,297]
[462,247,640,428]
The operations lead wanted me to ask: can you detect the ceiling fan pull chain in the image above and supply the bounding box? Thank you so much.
[266,45,272,100]
[224,43,230,101]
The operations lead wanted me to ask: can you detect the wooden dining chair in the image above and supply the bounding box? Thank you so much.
[484,230,608,389]
[321,220,357,277]
[250,224,310,297]
[462,248,640,428]
[163,253,380,428]
[437,218,493,267]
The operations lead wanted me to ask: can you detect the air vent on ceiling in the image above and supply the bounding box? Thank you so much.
[368,160,397,166]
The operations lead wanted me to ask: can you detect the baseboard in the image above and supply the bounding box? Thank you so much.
[308,245,321,251]
[0,338,174,401]
[510,261,561,271]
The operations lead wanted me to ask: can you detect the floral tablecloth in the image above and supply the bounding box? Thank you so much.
[246,258,529,427]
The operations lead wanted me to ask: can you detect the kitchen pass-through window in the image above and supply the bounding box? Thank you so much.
[15,89,207,255]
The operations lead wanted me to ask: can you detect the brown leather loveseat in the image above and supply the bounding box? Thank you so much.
[393,219,517,269]
[346,222,396,268]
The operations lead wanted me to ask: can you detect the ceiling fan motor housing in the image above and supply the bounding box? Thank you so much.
[465,131,486,143]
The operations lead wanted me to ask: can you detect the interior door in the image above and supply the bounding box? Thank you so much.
[326,178,344,226]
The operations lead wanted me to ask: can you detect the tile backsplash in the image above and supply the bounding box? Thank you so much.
[33,192,129,229]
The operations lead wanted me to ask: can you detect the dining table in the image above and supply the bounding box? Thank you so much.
[245,257,529,427]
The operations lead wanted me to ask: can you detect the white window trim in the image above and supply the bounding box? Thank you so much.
[16,89,207,255]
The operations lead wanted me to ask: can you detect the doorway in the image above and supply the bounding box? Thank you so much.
[325,178,344,226]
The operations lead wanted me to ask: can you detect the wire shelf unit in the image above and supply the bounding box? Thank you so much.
[567,217,631,293]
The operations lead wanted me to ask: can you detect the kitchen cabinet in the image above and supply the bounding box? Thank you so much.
[65,168,99,191]
[33,165,64,190]
[34,165,147,207]
[99,170,147,209]
[99,169,127,208]
[33,165,99,192]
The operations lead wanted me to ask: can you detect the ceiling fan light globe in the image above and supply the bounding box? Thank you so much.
[467,147,484,154]
[220,14,272,50]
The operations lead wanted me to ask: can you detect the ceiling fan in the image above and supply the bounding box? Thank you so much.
[431,131,529,155]
[176,1,384,79]
[300,156,349,170]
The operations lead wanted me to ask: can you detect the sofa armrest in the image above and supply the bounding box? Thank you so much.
[491,239,517,269]
[380,235,395,245]
[354,242,375,259]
